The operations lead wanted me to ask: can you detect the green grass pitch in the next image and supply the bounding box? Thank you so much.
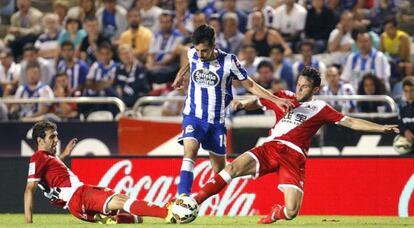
[1,214,413,227]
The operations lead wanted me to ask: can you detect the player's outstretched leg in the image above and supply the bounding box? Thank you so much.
[257,187,303,224]
[106,194,174,223]
[178,139,199,195]
[193,152,257,204]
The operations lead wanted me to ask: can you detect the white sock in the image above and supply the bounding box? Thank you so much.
[122,198,135,213]
[219,170,232,183]
[181,158,195,171]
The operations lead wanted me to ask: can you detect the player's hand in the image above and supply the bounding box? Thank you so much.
[382,125,399,134]
[273,98,295,112]
[61,138,77,158]
[172,75,185,89]
[231,100,244,111]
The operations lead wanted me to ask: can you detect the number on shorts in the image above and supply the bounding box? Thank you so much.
[219,134,226,147]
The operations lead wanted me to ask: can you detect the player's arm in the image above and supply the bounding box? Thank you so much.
[338,116,400,134]
[232,98,262,111]
[59,138,77,161]
[241,78,293,112]
[172,56,190,89]
[24,181,38,223]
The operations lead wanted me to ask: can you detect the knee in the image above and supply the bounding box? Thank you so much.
[285,205,300,219]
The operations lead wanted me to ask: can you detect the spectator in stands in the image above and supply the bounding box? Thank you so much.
[247,0,276,29]
[357,73,389,113]
[5,0,43,60]
[20,44,55,86]
[145,11,183,84]
[320,65,356,112]
[253,60,275,89]
[244,11,291,57]
[327,0,344,21]
[0,49,20,97]
[174,0,193,35]
[398,77,414,148]
[53,0,69,26]
[96,0,128,42]
[240,44,263,77]
[51,72,78,120]
[114,44,151,107]
[380,17,412,77]
[341,30,390,91]
[370,0,397,34]
[328,10,354,53]
[305,0,337,53]
[34,13,62,60]
[219,0,248,33]
[56,41,89,94]
[208,14,221,38]
[134,0,163,32]
[79,16,111,65]
[119,9,153,62]
[269,44,295,91]
[192,11,208,30]
[273,0,307,49]
[12,63,54,121]
[85,42,117,97]
[58,17,87,49]
[67,0,96,23]
[293,40,326,84]
[217,12,244,55]
[396,0,414,35]
[270,78,287,94]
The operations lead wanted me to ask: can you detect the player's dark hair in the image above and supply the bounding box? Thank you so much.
[192,24,215,47]
[299,40,314,50]
[300,66,321,88]
[32,121,57,147]
[61,40,74,49]
[269,44,285,54]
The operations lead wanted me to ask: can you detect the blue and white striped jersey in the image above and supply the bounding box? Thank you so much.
[183,48,248,124]
[56,59,89,90]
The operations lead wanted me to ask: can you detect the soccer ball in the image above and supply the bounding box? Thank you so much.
[393,135,413,154]
[171,195,199,224]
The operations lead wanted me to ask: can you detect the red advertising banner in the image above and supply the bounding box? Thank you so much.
[72,157,414,216]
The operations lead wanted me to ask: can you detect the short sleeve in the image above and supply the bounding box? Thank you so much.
[321,104,346,124]
[27,154,48,182]
[230,54,248,81]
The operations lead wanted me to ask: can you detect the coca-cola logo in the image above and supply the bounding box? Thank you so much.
[97,159,256,216]
[192,69,219,88]
[399,173,414,217]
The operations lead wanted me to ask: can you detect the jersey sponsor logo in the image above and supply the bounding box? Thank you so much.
[185,125,194,133]
[29,162,35,176]
[192,69,219,88]
[281,111,308,125]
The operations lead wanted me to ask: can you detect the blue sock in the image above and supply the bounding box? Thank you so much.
[178,158,195,195]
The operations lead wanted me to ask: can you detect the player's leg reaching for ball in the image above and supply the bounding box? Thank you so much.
[178,139,199,195]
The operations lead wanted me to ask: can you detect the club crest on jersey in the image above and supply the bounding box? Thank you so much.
[192,69,219,88]
[185,125,194,133]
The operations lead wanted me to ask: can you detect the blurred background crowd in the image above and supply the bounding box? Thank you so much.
[0,0,414,123]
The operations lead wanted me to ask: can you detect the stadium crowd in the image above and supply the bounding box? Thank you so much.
[0,0,413,122]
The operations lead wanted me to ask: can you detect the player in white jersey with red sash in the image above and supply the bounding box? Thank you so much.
[24,121,177,224]
[187,66,399,224]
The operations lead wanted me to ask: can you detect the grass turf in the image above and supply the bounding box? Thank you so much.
[1,214,413,227]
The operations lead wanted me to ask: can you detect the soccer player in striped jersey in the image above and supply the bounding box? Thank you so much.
[172,24,294,196]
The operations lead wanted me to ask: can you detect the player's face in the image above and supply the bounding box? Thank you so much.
[296,76,319,102]
[403,85,414,102]
[195,42,215,61]
[40,129,59,154]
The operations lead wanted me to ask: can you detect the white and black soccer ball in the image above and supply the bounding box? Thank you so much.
[393,135,413,154]
[171,195,199,224]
